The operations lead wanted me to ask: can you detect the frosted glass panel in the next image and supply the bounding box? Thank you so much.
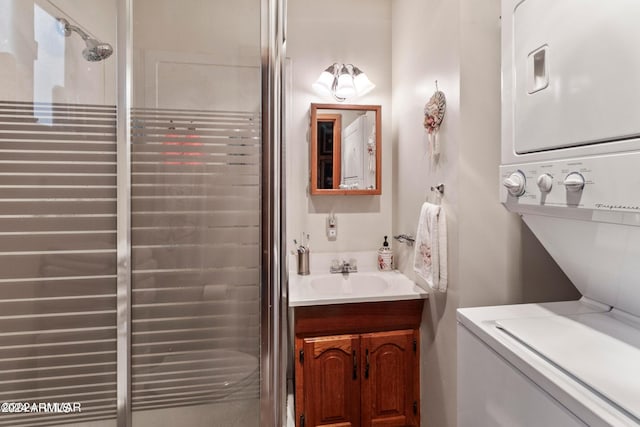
[130,0,261,425]
[0,0,117,426]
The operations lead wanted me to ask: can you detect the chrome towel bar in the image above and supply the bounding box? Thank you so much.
[393,234,415,246]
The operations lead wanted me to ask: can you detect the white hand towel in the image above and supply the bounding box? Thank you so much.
[413,202,448,292]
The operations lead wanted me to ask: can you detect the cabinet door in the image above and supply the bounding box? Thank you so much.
[301,334,361,427]
[361,330,418,427]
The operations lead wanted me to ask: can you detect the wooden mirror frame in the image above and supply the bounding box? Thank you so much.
[310,103,382,195]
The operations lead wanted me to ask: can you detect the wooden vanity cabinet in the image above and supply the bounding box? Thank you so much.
[361,329,418,426]
[300,334,361,427]
[294,300,424,427]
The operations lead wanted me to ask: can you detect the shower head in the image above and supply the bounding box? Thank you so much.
[57,18,113,62]
[81,38,114,62]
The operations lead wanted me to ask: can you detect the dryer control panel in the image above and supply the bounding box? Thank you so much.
[500,151,640,215]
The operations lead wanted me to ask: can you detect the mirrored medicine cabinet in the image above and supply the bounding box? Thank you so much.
[310,103,381,195]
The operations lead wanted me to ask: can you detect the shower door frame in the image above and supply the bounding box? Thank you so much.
[115,0,132,426]
[114,0,286,426]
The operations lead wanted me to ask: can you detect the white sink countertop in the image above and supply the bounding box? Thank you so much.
[288,251,428,307]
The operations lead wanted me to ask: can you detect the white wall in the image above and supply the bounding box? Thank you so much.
[391,1,579,426]
[391,2,461,424]
[286,0,392,256]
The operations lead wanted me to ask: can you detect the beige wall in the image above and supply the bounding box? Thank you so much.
[391,0,579,426]
[286,0,393,255]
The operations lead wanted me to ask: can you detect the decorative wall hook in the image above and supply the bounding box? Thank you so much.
[424,81,446,158]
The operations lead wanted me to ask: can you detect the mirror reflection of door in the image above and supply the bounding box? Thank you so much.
[316,114,341,189]
[342,115,367,189]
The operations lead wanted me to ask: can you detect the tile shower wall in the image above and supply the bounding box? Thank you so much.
[286,0,393,254]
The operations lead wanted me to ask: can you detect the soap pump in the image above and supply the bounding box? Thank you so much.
[377,236,393,271]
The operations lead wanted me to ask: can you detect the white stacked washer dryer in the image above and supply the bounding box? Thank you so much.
[458,1,640,426]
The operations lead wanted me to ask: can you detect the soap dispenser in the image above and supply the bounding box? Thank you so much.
[377,236,393,271]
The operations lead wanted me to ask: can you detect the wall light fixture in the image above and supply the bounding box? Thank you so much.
[312,63,375,102]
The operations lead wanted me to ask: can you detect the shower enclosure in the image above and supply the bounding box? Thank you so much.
[0,0,285,426]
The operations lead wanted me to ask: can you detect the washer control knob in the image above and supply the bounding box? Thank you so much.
[537,173,553,193]
[503,171,526,197]
[564,172,585,191]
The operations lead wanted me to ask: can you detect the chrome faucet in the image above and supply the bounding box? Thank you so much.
[330,259,358,274]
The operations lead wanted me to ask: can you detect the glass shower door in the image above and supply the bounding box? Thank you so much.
[129,0,262,425]
[0,0,274,425]
[0,1,118,426]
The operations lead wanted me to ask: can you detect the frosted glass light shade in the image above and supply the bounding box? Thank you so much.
[312,68,335,96]
[353,71,375,97]
[335,66,356,100]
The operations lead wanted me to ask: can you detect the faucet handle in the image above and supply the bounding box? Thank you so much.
[330,259,341,273]
[329,258,358,273]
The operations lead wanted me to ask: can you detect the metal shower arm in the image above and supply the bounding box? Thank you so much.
[57,18,91,41]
